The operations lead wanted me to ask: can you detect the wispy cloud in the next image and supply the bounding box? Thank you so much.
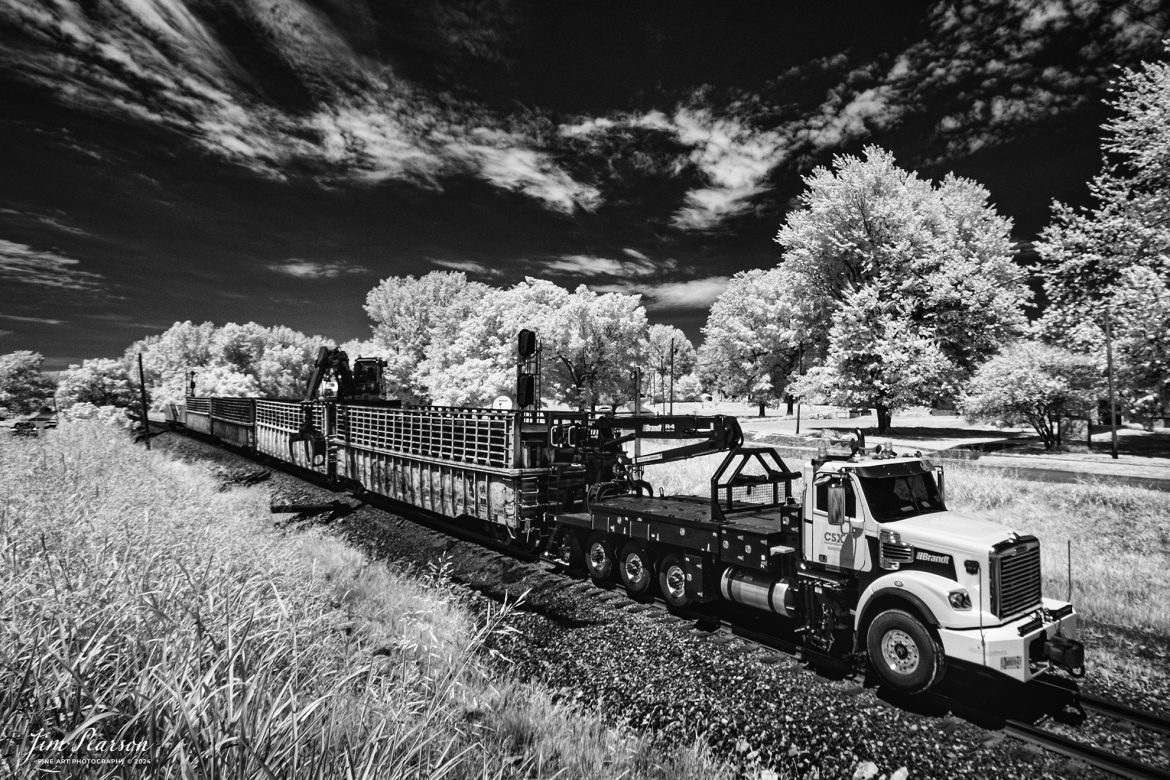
[431,259,503,276]
[268,259,367,279]
[0,330,13,338]
[0,239,104,291]
[561,107,788,231]
[0,0,601,214]
[542,253,677,278]
[0,209,91,237]
[0,314,65,325]
[597,276,730,309]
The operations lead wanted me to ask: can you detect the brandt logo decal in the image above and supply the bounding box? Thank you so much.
[916,551,950,565]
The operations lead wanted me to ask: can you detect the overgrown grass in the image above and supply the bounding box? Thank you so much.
[0,423,735,779]
[943,463,1170,633]
[634,442,1170,634]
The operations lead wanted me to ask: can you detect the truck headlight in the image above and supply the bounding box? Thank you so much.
[948,590,972,610]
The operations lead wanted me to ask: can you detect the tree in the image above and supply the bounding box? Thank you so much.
[1035,44,1170,418]
[125,321,216,409]
[364,271,489,402]
[0,351,56,417]
[788,286,950,430]
[417,279,648,409]
[698,268,800,417]
[960,342,1101,450]
[57,358,136,409]
[1111,266,1170,423]
[773,146,1027,432]
[646,324,696,406]
[126,320,326,408]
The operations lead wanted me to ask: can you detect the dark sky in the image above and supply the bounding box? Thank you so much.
[1,0,1167,369]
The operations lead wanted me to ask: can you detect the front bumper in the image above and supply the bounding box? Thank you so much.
[937,598,1084,683]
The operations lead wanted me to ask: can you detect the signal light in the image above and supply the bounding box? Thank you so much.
[517,374,536,407]
[518,329,537,358]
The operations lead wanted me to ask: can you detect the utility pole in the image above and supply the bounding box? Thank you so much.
[1104,307,1119,460]
[794,344,804,436]
[669,338,676,416]
[137,353,151,450]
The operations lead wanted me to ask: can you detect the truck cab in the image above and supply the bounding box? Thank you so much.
[806,454,1084,692]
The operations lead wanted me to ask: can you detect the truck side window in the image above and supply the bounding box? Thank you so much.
[815,479,856,517]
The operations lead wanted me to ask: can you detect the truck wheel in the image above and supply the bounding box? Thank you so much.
[619,541,654,596]
[866,609,946,694]
[658,553,690,609]
[586,534,615,585]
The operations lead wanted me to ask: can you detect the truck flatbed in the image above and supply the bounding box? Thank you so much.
[557,494,801,571]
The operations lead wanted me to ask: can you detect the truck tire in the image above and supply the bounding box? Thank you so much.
[658,553,690,609]
[586,533,616,585]
[866,609,946,694]
[618,540,654,596]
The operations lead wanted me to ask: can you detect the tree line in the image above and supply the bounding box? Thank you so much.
[3,45,1167,448]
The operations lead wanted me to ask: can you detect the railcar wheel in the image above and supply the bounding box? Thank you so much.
[618,541,654,597]
[586,534,616,585]
[866,609,946,694]
[658,553,690,609]
[563,531,587,571]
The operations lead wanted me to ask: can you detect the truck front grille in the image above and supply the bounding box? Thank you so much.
[991,538,1042,618]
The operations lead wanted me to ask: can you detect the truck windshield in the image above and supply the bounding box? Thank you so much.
[858,473,945,522]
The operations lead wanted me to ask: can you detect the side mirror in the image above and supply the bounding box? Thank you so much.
[827,480,847,527]
[935,467,946,506]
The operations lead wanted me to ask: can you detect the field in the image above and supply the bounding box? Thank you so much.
[0,422,735,779]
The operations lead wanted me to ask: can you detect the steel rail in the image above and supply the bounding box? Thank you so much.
[1002,719,1170,780]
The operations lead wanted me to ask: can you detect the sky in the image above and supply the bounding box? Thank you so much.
[1,0,1167,369]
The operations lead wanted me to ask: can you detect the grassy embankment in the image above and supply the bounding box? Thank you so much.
[635,446,1170,635]
[0,422,733,779]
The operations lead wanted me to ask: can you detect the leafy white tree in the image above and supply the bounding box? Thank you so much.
[960,341,1101,450]
[1035,44,1170,419]
[773,146,1027,432]
[57,358,136,409]
[1111,266,1170,424]
[192,363,262,398]
[0,351,56,417]
[363,271,489,402]
[125,321,216,408]
[698,268,800,417]
[788,286,950,425]
[419,279,648,409]
[646,324,696,405]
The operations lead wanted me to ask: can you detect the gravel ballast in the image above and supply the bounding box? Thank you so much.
[156,432,1169,779]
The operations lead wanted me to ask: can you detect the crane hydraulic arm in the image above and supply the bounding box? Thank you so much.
[590,414,744,467]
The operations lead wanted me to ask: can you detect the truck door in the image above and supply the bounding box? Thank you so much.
[809,476,870,571]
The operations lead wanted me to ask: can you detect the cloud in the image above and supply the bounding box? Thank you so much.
[0,240,104,291]
[0,0,601,213]
[622,248,649,261]
[0,209,91,237]
[268,259,367,279]
[597,276,730,309]
[0,330,12,338]
[431,259,503,276]
[542,253,676,278]
[0,314,65,325]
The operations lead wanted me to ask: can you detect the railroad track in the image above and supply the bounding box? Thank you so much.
[162,424,1170,780]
